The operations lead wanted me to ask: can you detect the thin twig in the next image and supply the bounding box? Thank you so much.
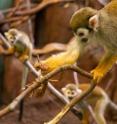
[6,0,23,18]
[15,0,74,16]
[26,0,35,44]
[0,0,74,25]
[0,16,27,25]
[10,16,29,28]
[1,3,37,14]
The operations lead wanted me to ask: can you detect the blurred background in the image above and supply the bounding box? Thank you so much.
[0,0,116,124]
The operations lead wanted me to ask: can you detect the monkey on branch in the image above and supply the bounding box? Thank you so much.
[70,0,117,82]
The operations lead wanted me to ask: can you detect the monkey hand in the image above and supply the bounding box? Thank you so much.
[34,61,49,71]
[91,67,105,82]
[91,54,117,82]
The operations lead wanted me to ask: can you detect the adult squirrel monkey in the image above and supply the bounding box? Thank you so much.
[70,1,117,82]
[34,8,97,73]
[62,83,117,124]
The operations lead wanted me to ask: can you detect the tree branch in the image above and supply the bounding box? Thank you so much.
[0,64,92,118]
[0,0,74,25]
[14,0,74,16]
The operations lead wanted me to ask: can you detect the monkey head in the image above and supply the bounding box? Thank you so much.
[70,7,97,33]
[4,28,20,44]
[61,84,82,100]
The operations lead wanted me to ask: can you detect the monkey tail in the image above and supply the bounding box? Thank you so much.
[19,66,29,121]
[19,99,24,121]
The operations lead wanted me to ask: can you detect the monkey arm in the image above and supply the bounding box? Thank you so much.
[2,47,15,55]
[91,51,117,82]
[34,39,80,72]
[35,49,79,72]
[18,48,30,62]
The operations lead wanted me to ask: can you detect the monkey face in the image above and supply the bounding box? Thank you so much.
[62,84,82,100]
[5,29,18,44]
[62,88,77,100]
[76,28,89,43]
[74,27,90,53]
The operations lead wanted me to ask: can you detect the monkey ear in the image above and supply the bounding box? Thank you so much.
[61,87,66,92]
[89,15,99,32]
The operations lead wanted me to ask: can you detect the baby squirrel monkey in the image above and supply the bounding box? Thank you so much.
[4,28,33,121]
[4,28,33,62]
[62,83,117,124]
[70,1,117,82]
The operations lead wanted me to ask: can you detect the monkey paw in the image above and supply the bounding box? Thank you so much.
[91,68,105,82]
[19,55,29,62]
[35,62,49,71]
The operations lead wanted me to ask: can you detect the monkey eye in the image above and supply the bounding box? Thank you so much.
[78,32,84,37]
[76,30,85,37]
[71,91,75,95]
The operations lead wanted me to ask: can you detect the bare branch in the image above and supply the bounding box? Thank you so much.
[14,0,74,16]
[0,64,92,118]
[0,0,74,25]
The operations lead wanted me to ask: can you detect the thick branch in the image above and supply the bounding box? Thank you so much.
[0,64,92,118]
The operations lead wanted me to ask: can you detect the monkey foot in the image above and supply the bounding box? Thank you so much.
[91,68,105,82]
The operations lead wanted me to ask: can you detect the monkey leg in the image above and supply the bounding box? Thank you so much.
[81,109,89,124]
[18,50,29,62]
[94,97,107,124]
[91,53,117,82]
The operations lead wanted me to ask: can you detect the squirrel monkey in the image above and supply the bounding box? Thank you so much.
[62,83,117,124]
[4,28,33,120]
[70,1,117,82]
[34,27,90,73]
[4,28,33,62]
